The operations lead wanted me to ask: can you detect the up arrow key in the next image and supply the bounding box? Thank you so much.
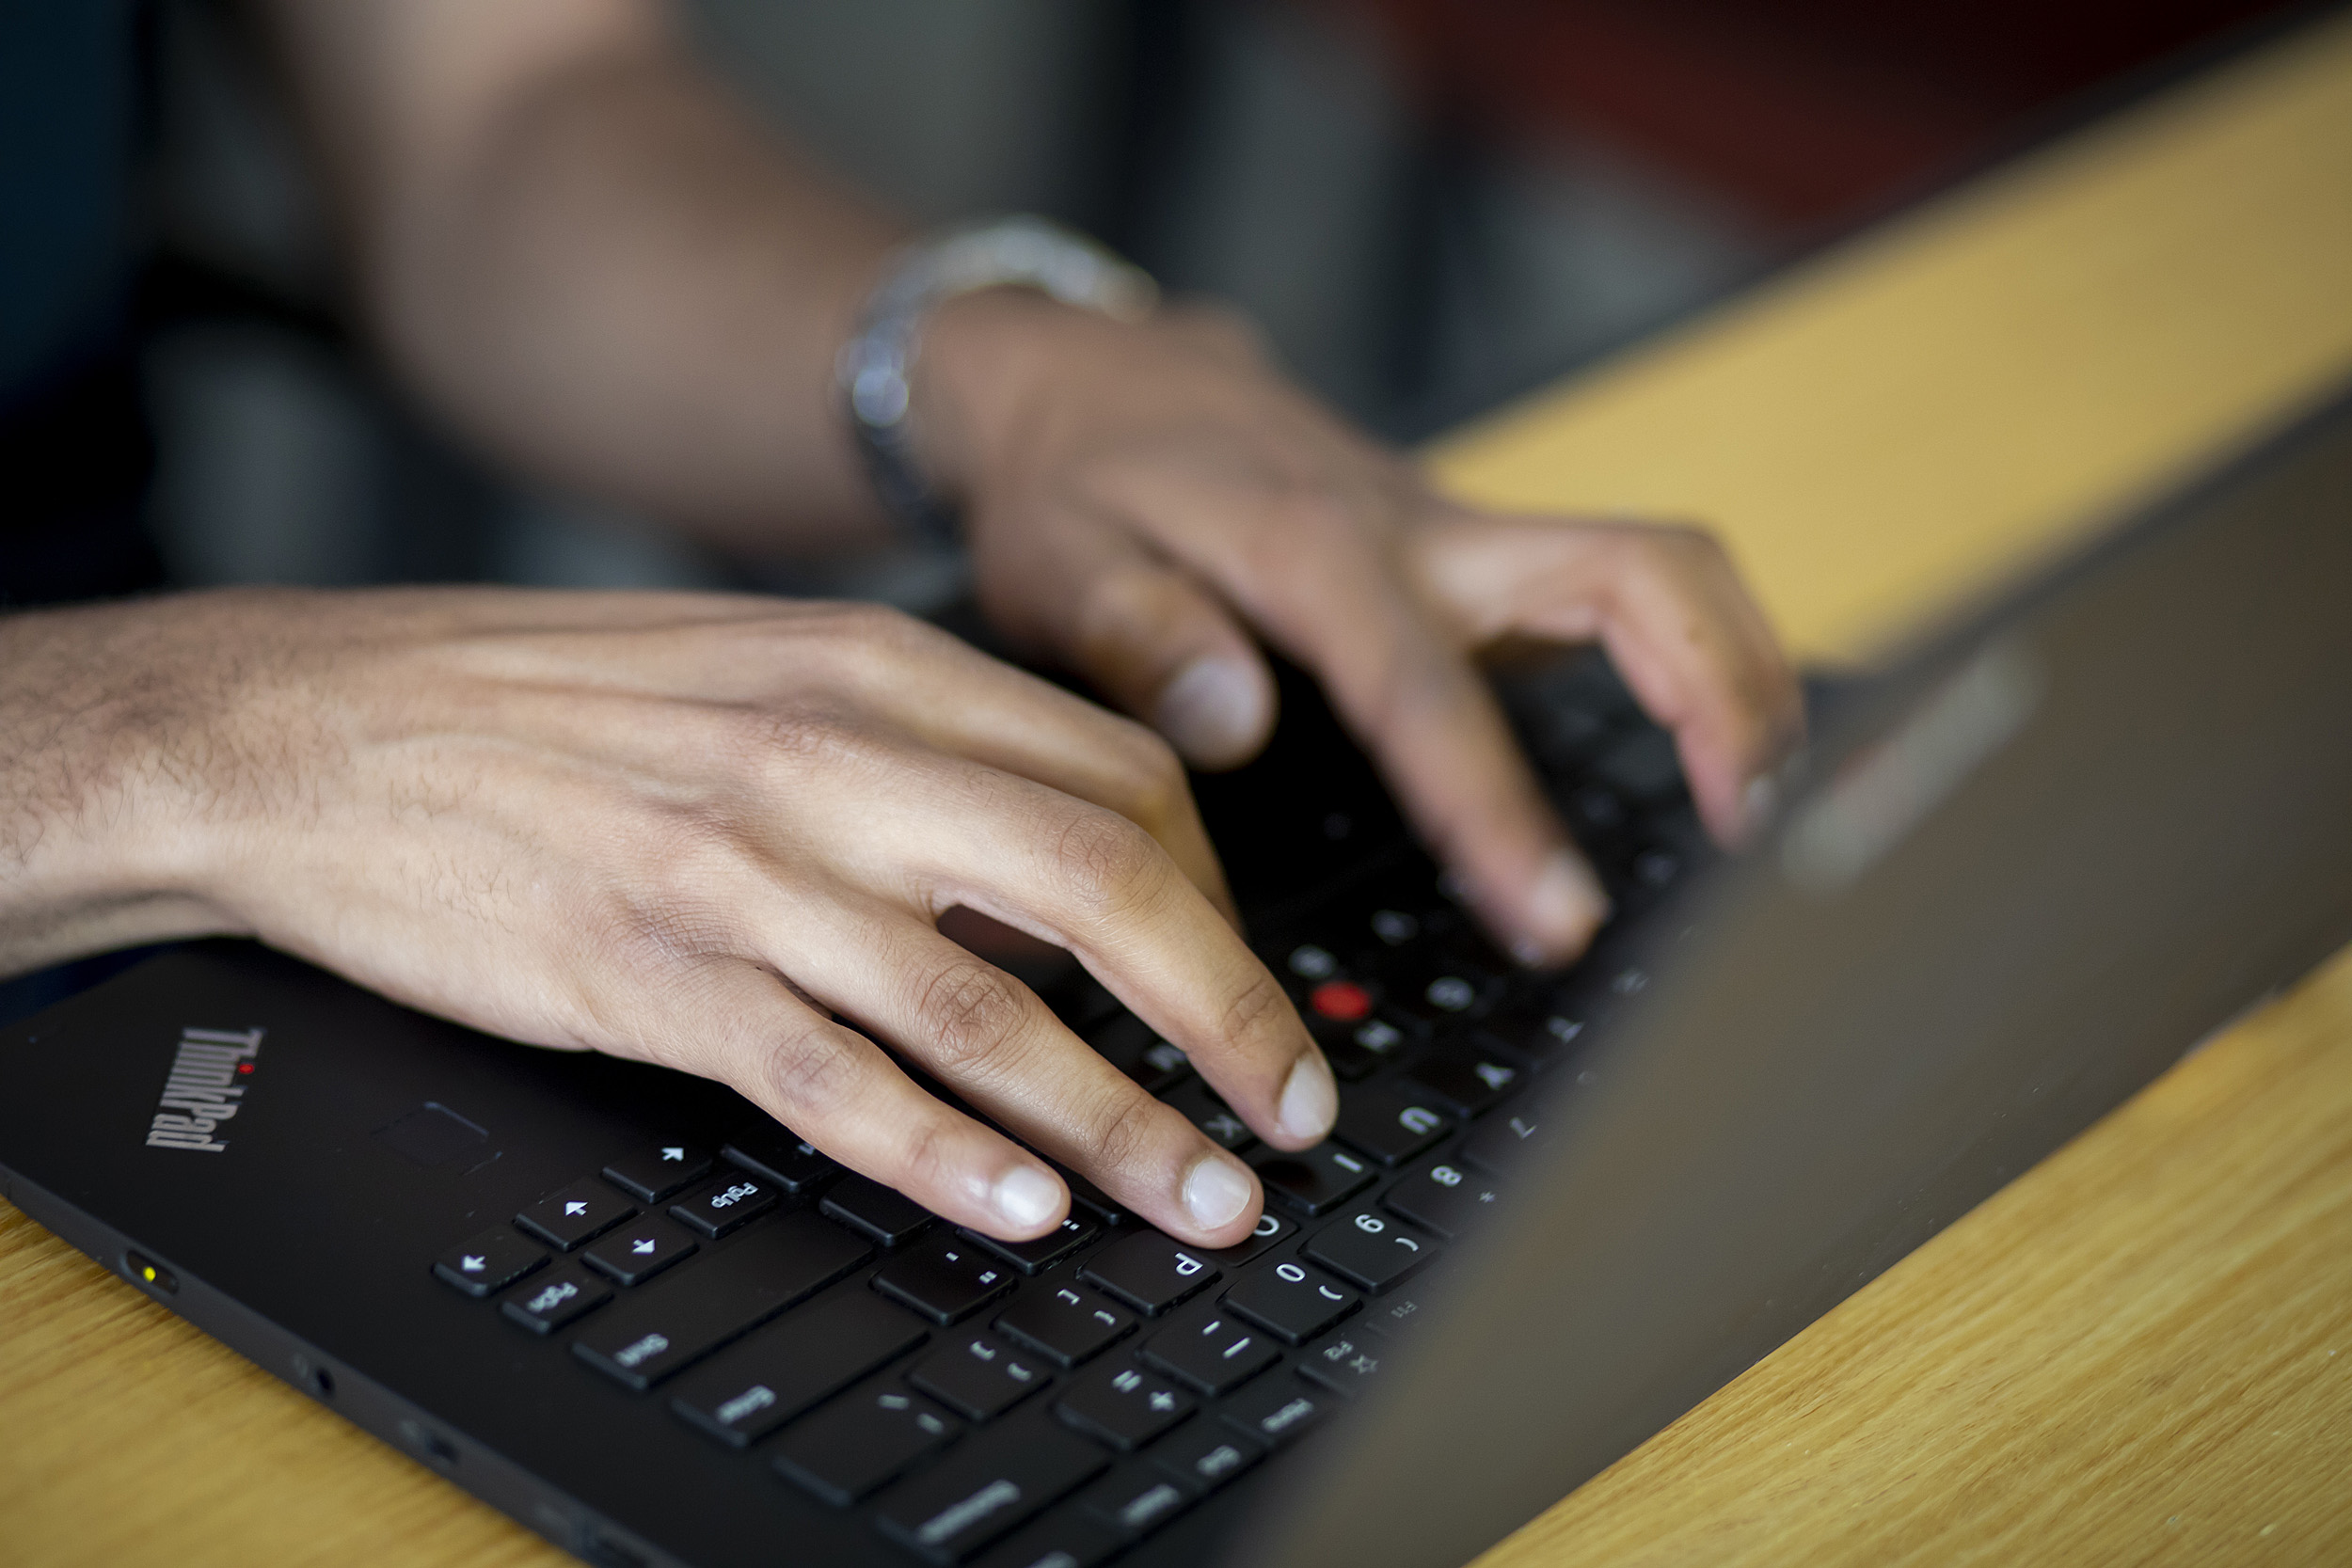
[660,1147,685,1162]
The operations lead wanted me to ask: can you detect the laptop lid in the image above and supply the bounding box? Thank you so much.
[1237,381,2352,1568]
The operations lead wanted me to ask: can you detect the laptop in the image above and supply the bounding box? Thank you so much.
[5,380,2350,1568]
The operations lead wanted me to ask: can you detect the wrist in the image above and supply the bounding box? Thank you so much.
[910,288,1107,500]
[0,597,259,975]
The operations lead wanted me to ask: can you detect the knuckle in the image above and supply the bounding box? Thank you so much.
[755,1020,862,1121]
[912,958,1036,1075]
[1217,966,1292,1047]
[1082,1084,1173,1178]
[890,1117,961,1200]
[1049,808,1170,921]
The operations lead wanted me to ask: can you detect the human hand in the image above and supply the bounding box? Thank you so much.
[0,589,1335,1244]
[915,293,1804,965]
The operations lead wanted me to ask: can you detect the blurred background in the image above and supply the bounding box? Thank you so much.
[49,0,2312,610]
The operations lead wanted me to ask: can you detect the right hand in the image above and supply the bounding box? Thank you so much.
[1,588,1336,1245]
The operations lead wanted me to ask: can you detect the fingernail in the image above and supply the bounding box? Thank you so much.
[1278,1053,1338,1144]
[1183,1152,1254,1230]
[1153,657,1265,765]
[993,1164,1064,1233]
[1524,849,1610,958]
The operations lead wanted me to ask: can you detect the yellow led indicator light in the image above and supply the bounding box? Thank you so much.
[142,1266,158,1283]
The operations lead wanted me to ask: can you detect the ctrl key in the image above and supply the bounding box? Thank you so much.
[774,1386,961,1507]
[500,1264,611,1335]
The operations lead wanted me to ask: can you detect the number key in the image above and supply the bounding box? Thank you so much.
[1300,1210,1438,1294]
[1221,1260,1359,1344]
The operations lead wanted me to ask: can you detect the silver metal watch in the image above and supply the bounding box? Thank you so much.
[836,215,1159,546]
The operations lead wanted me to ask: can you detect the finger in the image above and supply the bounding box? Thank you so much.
[627,955,1074,1242]
[783,899,1273,1247]
[1063,546,1279,771]
[1411,515,1806,845]
[1121,483,1609,963]
[800,746,1336,1157]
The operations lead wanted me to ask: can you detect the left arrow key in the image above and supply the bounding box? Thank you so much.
[434,1226,548,1298]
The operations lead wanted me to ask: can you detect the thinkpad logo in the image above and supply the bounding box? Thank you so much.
[145,1026,265,1153]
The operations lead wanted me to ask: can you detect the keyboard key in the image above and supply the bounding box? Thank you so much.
[1331,1084,1454,1166]
[1298,1328,1388,1398]
[909,1333,1054,1421]
[432,1226,546,1298]
[1382,1156,1503,1239]
[1073,1465,1194,1540]
[1322,1016,1409,1082]
[1057,1167,1129,1227]
[1383,953,1502,1028]
[1249,1144,1375,1217]
[1406,1044,1522,1117]
[1150,1423,1263,1493]
[721,1129,840,1194]
[1464,1107,1551,1173]
[1077,1232,1221,1316]
[572,1211,873,1389]
[963,1212,1099,1275]
[1596,725,1684,801]
[600,1141,713,1203]
[1222,1259,1359,1344]
[872,1417,1108,1564]
[515,1178,637,1251]
[773,1386,961,1506]
[1476,999,1591,1067]
[1052,1362,1196,1451]
[582,1214,700,1287]
[1159,1080,1257,1153]
[1203,1211,1296,1269]
[822,1174,936,1246]
[1086,1014,1191,1094]
[1220,1376,1332,1449]
[1139,1308,1279,1396]
[971,1512,1125,1568]
[668,1171,780,1238]
[1301,1210,1438,1294]
[1283,943,1340,980]
[500,1263,611,1335]
[874,1235,1018,1324]
[669,1289,928,1448]
[993,1283,1134,1368]
[1362,1285,1437,1338]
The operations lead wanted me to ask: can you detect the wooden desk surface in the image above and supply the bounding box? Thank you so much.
[7,14,2352,1567]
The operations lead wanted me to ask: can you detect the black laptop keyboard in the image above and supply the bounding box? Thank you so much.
[427,653,1708,1568]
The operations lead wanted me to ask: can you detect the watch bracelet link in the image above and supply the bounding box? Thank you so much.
[836,215,1158,548]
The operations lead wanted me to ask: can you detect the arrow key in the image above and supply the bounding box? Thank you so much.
[516,1178,638,1251]
[433,1226,548,1298]
[602,1141,715,1203]
[583,1214,701,1286]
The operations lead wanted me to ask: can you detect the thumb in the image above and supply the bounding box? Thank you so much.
[1070,556,1279,771]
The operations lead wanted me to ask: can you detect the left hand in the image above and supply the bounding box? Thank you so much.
[913,292,1805,966]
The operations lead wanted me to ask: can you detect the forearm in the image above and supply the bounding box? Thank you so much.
[263,0,907,552]
[0,603,248,978]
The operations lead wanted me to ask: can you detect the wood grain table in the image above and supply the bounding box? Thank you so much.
[7,12,2352,1565]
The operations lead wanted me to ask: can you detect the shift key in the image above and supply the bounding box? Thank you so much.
[574,1212,872,1389]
